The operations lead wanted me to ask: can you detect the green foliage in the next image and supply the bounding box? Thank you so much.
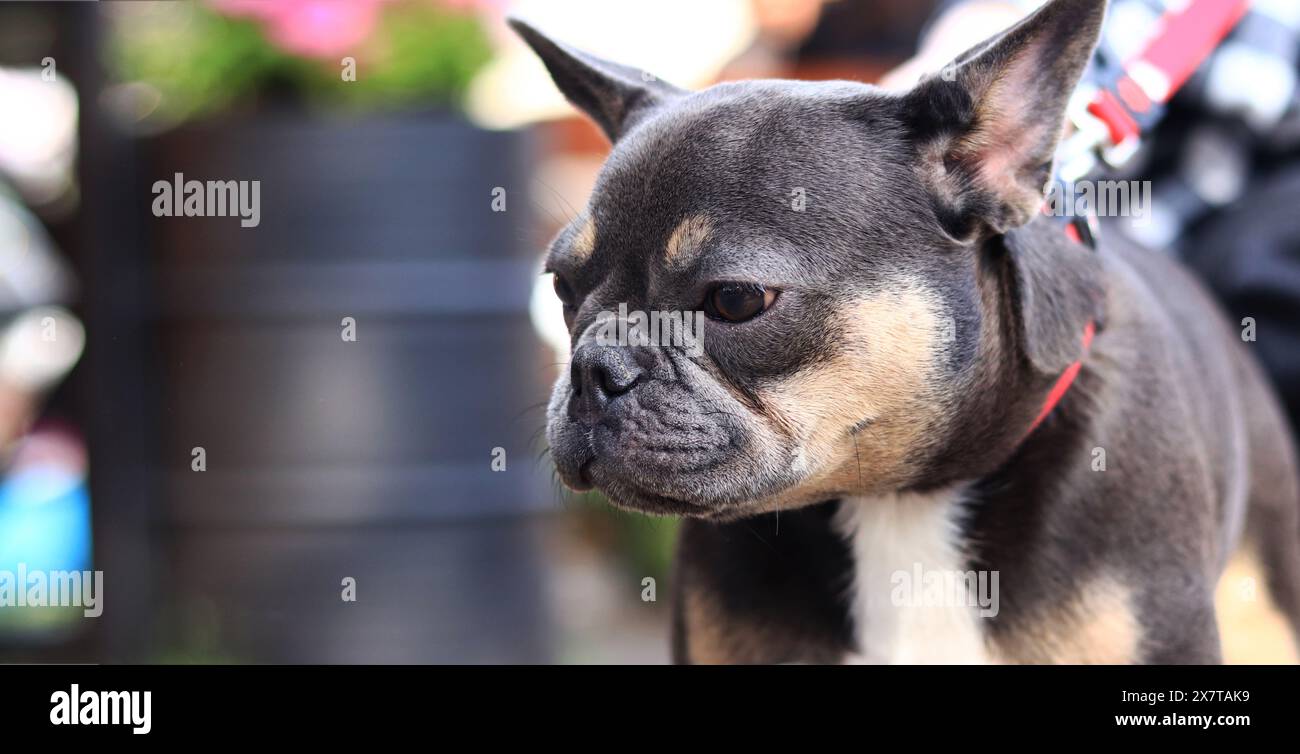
[326,4,493,110]
[107,1,492,126]
[572,491,679,584]
[108,6,278,123]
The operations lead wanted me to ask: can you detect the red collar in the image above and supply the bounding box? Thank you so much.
[1026,320,1096,434]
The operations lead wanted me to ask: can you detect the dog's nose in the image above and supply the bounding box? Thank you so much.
[569,344,643,423]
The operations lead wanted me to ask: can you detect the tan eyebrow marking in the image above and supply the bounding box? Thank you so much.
[569,215,597,264]
[664,215,712,269]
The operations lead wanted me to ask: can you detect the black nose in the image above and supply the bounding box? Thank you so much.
[568,344,643,424]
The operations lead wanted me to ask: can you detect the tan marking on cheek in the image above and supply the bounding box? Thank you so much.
[760,285,946,496]
[1216,547,1300,664]
[992,576,1141,664]
[663,215,712,270]
[570,216,596,264]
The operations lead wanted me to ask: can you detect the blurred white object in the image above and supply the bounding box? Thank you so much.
[1103,1,1163,62]
[530,270,570,369]
[0,67,78,206]
[1182,124,1249,206]
[468,0,756,130]
[0,190,75,312]
[1203,0,1300,132]
[1205,44,1297,131]
[0,307,84,393]
[0,188,81,394]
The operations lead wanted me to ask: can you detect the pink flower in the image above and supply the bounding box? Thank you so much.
[209,0,392,59]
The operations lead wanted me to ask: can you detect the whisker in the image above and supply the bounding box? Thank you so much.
[532,176,582,224]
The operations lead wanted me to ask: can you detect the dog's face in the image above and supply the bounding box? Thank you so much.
[521,0,1106,519]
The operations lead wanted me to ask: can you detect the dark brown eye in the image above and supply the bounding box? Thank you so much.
[552,273,576,308]
[704,282,776,323]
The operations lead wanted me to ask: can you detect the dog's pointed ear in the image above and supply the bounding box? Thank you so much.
[509,18,685,143]
[903,0,1107,240]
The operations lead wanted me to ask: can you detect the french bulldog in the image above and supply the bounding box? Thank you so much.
[516,0,1300,663]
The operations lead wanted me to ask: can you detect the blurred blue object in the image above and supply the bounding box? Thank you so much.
[0,458,91,575]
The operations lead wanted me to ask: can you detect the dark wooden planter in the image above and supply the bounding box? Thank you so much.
[139,112,554,662]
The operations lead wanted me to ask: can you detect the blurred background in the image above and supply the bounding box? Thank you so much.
[0,0,943,664]
[2,0,1297,664]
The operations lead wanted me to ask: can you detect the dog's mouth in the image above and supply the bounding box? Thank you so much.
[573,456,707,516]
[557,444,796,521]
[552,442,740,517]
[546,380,802,517]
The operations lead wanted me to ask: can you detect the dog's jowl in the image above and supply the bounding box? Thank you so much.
[517,0,1300,664]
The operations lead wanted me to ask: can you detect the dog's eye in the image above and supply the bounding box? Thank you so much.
[704,283,776,323]
[552,273,576,308]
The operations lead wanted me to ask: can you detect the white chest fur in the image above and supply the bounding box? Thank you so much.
[835,489,993,664]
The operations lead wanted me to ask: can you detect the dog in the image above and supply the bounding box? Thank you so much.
[516,0,1300,663]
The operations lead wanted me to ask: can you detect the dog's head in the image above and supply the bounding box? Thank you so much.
[522,0,1107,519]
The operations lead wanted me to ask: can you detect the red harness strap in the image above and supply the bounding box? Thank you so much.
[1027,321,1096,434]
[1029,0,1248,434]
[1125,0,1250,104]
[1025,201,1097,434]
[1081,0,1250,164]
